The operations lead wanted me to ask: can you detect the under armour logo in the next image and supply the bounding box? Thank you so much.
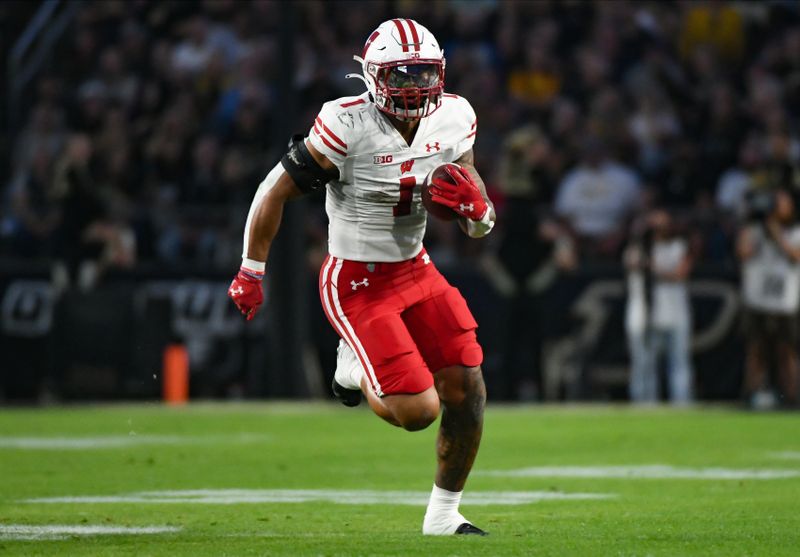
[351,278,370,291]
[425,142,440,152]
[400,159,415,174]
[422,254,431,265]
[229,285,244,297]
[459,203,474,213]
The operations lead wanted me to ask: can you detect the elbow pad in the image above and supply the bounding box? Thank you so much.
[280,135,338,194]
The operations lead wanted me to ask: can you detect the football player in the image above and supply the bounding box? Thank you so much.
[229,19,495,535]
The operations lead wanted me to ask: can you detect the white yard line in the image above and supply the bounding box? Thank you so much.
[0,434,269,450]
[0,524,180,541]
[477,465,800,480]
[24,488,615,506]
[767,451,800,461]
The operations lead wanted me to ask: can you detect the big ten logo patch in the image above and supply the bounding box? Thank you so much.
[373,154,394,164]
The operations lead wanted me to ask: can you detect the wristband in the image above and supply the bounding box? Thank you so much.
[240,258,266,281]
[466,207,495,238]
[242,258,266,273]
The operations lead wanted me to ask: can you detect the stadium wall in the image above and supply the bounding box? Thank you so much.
[0,264,744,403]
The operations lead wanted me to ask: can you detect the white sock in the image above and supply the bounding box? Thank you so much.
[422,484,469,535]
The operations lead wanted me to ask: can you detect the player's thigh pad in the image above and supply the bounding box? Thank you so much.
[404,287,483,372]
[356,312,433,396]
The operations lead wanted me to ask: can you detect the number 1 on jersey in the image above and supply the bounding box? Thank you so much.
[393,177,416,216]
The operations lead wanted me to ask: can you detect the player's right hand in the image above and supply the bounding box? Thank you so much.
[228,267,264,321]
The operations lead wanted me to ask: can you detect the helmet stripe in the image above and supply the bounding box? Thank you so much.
[391,19,409,52]
[362,30,380,58]
[405,19,420,51]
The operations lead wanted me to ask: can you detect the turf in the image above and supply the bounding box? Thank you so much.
[0,403,798,556]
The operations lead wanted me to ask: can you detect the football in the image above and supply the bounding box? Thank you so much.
[422,163,460,221]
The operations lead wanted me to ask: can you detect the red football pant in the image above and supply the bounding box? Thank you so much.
[319,249,483,397]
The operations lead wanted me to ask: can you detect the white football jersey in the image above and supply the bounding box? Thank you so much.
[306,92,477,262]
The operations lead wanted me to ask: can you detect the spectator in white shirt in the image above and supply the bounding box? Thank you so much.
[172,16,217,75]
[625,210,694,404]
[649,210,694,404]
[737,189,800,409]
[555,137,641,258]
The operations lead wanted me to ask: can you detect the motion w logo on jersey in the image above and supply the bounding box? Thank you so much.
[400,160,415,174]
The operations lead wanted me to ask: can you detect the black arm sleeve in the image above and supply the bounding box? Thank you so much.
[280,135,339,194]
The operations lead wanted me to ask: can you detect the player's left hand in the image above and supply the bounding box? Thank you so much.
[429,164,489,221]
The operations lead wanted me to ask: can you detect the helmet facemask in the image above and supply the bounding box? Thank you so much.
[371,60,445,120]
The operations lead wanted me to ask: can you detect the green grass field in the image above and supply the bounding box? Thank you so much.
[1,403,799,556]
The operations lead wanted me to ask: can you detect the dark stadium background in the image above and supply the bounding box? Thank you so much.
[1,0,799,403]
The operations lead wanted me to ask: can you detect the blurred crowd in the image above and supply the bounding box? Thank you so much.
[2,0,800,285]
[3,0,800,404]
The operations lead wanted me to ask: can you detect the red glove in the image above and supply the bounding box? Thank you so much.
[429,164,489,220]
[228,266,264,321]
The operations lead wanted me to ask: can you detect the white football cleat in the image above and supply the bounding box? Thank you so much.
[332,339,363,406]
[422,484,488,536]
[423,511,487,536]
